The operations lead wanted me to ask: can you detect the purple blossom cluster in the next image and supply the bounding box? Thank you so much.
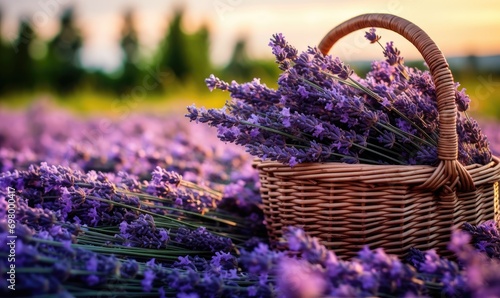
[475,121,500,157]
[1,162,139,227]
[141,251,275,297]
[0,162,256,251]
[460,220,500,260]
[0,100,259,188]
[0,161,267,296]
[277,227,425,297]
[118,214,170,248]
[186,31,492,166]
[174,227,234,253]
[3,209,500,298]
[277,223,500,298]
[407,220,500,297]
[0,220,120,296]
[0,216,271,297]
[144,166,221,214]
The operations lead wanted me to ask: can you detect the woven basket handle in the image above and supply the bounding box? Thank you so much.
[319,13,474,191]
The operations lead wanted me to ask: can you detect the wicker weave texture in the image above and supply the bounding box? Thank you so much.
[255,158,500,258]
[254,13,500,258]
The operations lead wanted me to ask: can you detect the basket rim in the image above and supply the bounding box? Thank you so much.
[253,155,500,187]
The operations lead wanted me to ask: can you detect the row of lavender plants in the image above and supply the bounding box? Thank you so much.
[1,102,499,297]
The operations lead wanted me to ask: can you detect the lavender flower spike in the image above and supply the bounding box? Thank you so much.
[364,28,381,44]
[206,74,230,92]
[269,33,298,70]
[276,257,326,298]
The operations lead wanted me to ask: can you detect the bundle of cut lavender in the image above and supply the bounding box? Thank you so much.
[187,29,492,167]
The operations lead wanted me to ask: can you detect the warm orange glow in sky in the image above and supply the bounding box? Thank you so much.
[1,0,499,71]
[214,1,500,63]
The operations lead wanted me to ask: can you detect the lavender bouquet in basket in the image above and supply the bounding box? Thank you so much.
[187,29,492,167]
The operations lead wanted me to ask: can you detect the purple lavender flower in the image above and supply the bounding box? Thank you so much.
[60,187,74,217]
[142,269,156,292]
[117,214,169,249]
[447,228,500,297]
[120,259,139,279]
[177,293,200,298]
[144,167,221,214]
[461,220,500,259]
[269,33,298,70]
[166,268,223,297]
[383,41,404,66]
[325,56,354,80]
[284,227,426,296]
[85,255,100,286]
[116,171,142,192]
[39,162,75,193]
[455,84,471,112]
[276,257,327,298]
[239,243,284,277]
[211,251,238,271]
[174,226,234,253]
[377,130,397,149]
[158,287,166,298]
[406,248,468,296]
[173,255,209,272]
[151,166,182,187]
[280,107,291,128]
[206,74,230,92]
[284,227,340,268]
[52,261,72,281]
[364,27,381,44]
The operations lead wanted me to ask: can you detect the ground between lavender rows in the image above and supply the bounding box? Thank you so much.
[1,102,500,297]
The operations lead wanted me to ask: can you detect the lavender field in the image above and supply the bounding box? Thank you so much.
[0,100,499,298]
[2,0,500,296]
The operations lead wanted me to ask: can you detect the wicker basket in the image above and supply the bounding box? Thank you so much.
[253,13,500,258]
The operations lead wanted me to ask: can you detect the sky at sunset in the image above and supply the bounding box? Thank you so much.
[0,0,499,72]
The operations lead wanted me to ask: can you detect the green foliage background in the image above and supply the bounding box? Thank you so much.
[0,7,499,120]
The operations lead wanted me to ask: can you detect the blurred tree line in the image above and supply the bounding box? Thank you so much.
[0,7,280,99]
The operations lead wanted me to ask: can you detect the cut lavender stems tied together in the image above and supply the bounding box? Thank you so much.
[187,30,492,167]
